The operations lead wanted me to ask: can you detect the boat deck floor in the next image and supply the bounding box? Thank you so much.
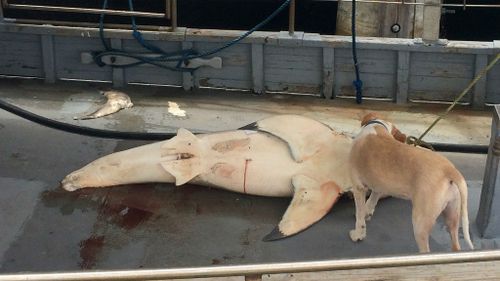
[0,78,495,273]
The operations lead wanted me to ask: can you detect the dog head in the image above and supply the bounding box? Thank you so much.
[360,113,407,143]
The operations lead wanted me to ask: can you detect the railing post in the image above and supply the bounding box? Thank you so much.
[477,105,500,238]
[0,0,4,21]
[421,0,441,42]
[171,0,177,31]
[165,0,171,20]
[288,0,296,35]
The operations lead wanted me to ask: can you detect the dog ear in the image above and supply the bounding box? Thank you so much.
[391,126,407,143]
[360,113,379,127]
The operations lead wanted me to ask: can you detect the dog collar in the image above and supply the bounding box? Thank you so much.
[363,120,389,132]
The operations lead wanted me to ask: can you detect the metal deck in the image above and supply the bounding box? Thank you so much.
[0,78,495,274]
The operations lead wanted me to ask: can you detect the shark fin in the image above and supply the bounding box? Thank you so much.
[160,128,203,186]
[263,174,341,241]
[241,115,333,162]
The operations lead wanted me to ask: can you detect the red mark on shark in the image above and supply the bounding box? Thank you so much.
[243,159,251,194]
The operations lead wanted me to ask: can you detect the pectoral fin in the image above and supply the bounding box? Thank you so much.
[160,128,204,186]
[240,115,333,162]
[263,175,341,241]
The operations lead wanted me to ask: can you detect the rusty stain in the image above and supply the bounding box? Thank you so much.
[79,235,105,269]
[212,138,250,153]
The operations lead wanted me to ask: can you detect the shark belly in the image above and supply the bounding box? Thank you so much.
[194,131,300,197]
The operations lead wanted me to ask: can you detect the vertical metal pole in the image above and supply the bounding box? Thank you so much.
[0,0,5,21]
[171,0,177,31]
[165,0,171,20]
[477,105,500,238]
[288,0,296,35]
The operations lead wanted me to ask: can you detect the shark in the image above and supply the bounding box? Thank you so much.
[61,114,354,240]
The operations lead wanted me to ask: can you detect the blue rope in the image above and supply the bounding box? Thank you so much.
[351,0,363,104]
[93,0,291,71]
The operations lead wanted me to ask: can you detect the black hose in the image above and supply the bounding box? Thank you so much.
[0,98,489,153]
[0,98,176,140]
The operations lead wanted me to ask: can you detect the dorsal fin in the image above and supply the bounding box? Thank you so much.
[240,115,334,162]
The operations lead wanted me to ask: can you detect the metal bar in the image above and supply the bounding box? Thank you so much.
[4,18,173,31]
[1,250,500,281]
[4,3,166,18]
[165,0,171,20]
[288,0,296,35]
[171,0,178,31]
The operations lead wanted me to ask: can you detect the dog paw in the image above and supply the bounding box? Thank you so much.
[349,229,366,242]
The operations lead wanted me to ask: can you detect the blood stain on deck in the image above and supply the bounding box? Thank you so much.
[79,235,105,269]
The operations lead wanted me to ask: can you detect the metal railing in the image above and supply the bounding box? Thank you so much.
[1,0,299,34]
[1,0,179,30]
[1,250,500,280]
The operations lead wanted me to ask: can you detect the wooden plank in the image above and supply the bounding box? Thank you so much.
[195,43,250,90]
[198,78,251,90]
[472,54,488,108]
[422,0,441,42]
[265,82,320,94]
[264,260,500,281]
[264,45,322,95]
[410,52,475,78]
[335,72,395,99]
[110,38,125,88]
[409,52,475,102]
[41,34,56,83]
[0,33,43,77]
[396,51,410,104]
[335,49,397,74]
[54,36,112,82]
[120,38,182,86]
[251,44,264,94]
[322,47,334,99]
[409,77,472,102]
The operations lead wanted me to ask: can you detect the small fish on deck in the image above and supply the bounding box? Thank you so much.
[74,90,133,120]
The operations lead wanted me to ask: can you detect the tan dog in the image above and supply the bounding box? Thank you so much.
[349,113,474,253]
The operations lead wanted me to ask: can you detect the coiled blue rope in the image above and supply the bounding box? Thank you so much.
[351,0,363,104]
[93,0,291,72]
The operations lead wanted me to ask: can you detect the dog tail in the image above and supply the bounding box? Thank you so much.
[455,177,474,250]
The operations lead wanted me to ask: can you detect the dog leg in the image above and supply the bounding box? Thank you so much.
[350,185,367,242]
[443,188,461,251]
[365,191,382,221]
[412,195,443,253]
